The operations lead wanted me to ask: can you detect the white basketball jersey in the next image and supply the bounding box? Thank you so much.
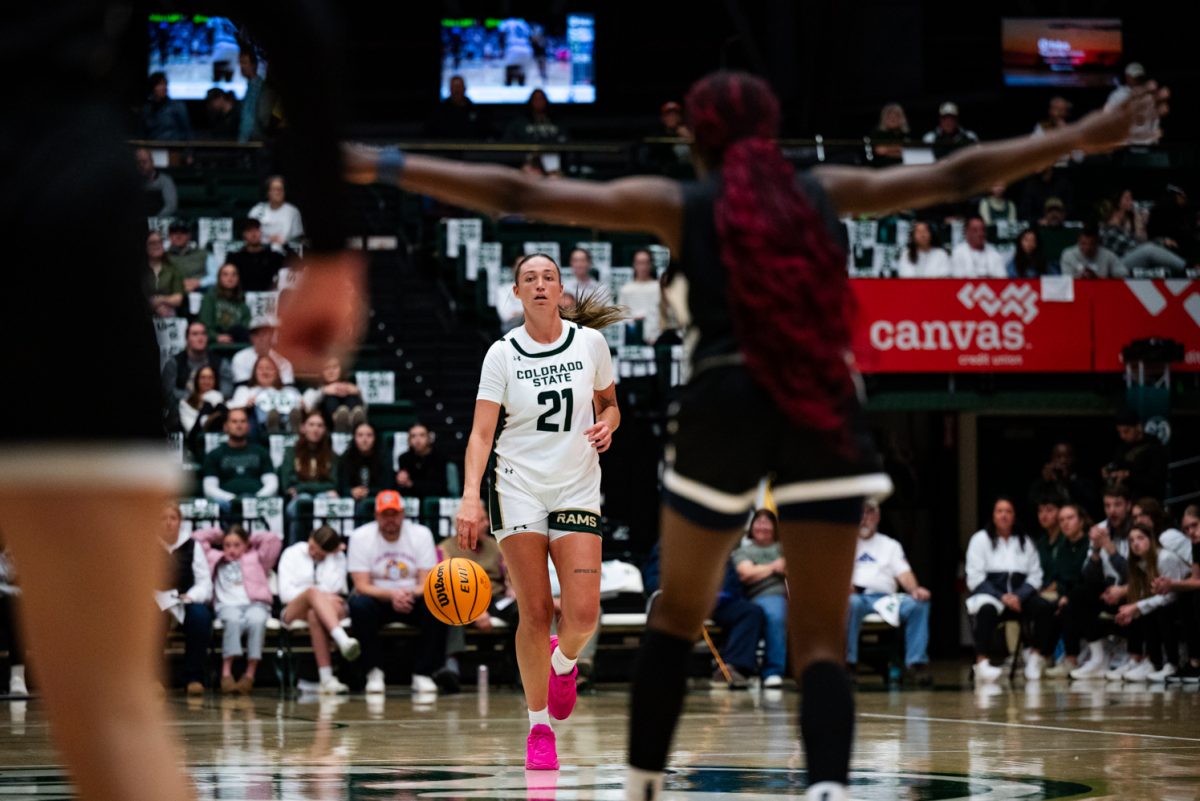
[477,321,615,490]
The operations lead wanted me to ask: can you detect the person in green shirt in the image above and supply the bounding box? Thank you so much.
[199,263,252,343]
[201,407,278,521]
[732,509,787,687]
[146,229,184,317]
[282,411,339,543]
[166,220,209,291]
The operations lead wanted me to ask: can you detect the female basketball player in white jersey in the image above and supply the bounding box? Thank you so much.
[456,253,622,770]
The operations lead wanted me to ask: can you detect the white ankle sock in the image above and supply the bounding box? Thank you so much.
[10,665,24,683]
[331,626,351,648]
[551,646,577,676]
[528,707,551,729]
[805,782,847,801]
[625,767,664,801]
[318,666,334,682]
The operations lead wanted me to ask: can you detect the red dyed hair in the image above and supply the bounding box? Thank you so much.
[685,71,855,434]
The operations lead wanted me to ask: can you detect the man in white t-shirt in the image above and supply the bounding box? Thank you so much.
[950,217,1006,278]
[347,490,454,695]
[231,322,296,385]
[1105,63,1161,146]
[846,500,933,685]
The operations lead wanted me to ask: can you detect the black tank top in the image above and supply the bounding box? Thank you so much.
[668,173,847,368]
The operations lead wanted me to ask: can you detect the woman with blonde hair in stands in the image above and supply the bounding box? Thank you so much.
[230,355,303,441]
[1109,521,1190,682]
[278,525,360,693]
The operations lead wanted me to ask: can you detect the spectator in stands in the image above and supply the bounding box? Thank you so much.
[157,504,213,695]
[1039,197,1067,230]
[502,88,567,143]
[278,525,361,694]
[141,72,191,141]
[1100,190,1187,274]
[965,497,1056,683]
[347,491,454,694]
[135,147,177,217]
[921,102,979,159]
[439,512,515,681]
[232,322,296,385]
[177,365,226,459]
[194,524,282,693]
[1059,225,1125,279]
[1039,500,1090,611]
[642,101,694,178]
[896,221,950,277]
[1106,63,1165,145]
[282,411,340,543]
[565,247,610,304]
[643,540,765,689]
[161,320,235,403]
[979,184,1017,226]
[1143,185,1194,274]
[1133,497,1192,566]
[396,423,450,500]
[1103,410,1168,501]
[0,543,26,696]
[733,510,788,689]
[165,220,208,293]
[237,49,270,143]
[204,88,239,140]
[337,422,394,523]
[201,407,279,516]
[845,500,932,685]
[1033,96,1072,137]
[146,229,185,317]
[228,218,286,292]
[950,217,1006,278]
[1027,441,1098,516]
[1109,522,1189,681]
[869,102,910,168]
[230,356,304,440]
[199,263,252,344]
[1007,229,1050,277]
[1019,167,1074,222]
[249,176,305,248]
[302,358,365,433]
[425,75,490,139]
[1060,483,1134,678]
[1157,505,1200,683]
[617,248,663,344]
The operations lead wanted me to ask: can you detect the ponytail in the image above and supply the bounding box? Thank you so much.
[560,287,627,331]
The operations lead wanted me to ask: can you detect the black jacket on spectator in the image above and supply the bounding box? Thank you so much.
[167,539,197,595]
[164,349,229,398]
[1115,436,1168,501]
[425,99,491,139]
[228,247,285,292]
[397,448,449,498]
[337,448,394,497]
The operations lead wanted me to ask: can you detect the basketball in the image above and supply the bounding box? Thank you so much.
[423,557,492,626]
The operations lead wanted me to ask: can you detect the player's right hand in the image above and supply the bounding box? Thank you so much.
[456,497,484,550]
[1075,81,1169,153]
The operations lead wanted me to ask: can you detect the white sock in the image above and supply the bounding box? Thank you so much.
[10,665,24,682]
[528,707,551,729]
[551,646,577,676]
[625,767,664,801]
[805,781,847,801]
[318,666,334,683]
[331,627,351,648]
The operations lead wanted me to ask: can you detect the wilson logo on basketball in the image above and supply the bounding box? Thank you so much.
[869,282,1033,355]
[424,557,491,626]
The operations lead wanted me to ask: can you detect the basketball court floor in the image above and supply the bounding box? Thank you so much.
[3,668,1198,800]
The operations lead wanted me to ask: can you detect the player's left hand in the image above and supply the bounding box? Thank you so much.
[584,421,612,452]
[276,252,367,375]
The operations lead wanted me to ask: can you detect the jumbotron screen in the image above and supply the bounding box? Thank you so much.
[440,15,595,104]
[147,13,260,100]
[1002,18,1123,88]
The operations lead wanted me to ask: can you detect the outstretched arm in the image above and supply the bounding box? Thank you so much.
[815,84,1167,217]
[345,149,685,253]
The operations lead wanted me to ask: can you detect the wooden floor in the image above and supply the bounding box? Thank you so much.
[2,670,1199,800]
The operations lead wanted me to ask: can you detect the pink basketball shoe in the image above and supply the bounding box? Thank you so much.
[525,724,559,770]
[547,635,578,721]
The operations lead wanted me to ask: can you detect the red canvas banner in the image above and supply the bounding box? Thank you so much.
[851,279,1093,373]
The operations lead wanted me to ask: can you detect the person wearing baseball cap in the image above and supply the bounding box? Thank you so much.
[922,100,979,159]
[1106,61,1167,144]
[231,315,295,385]
[346,489,457,696]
